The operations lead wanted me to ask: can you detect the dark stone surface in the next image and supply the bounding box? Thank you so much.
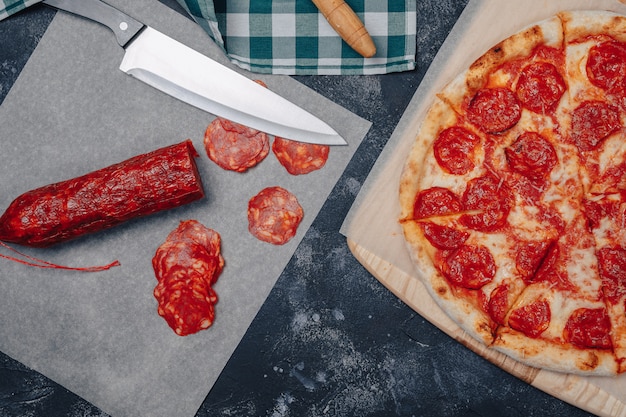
[0,1,597,416]
[0,4,55,105]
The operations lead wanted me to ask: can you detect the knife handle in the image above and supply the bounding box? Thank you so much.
[311,0,376,58]
[42,0,144,47]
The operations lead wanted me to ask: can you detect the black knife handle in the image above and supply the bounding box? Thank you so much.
[42,0,145,47]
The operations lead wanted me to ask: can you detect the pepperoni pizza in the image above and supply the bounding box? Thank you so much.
[399,10,626,375]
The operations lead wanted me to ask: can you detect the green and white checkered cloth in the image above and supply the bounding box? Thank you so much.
[0,0,416,75]
[174,0,416,75]
[0,0,40,20]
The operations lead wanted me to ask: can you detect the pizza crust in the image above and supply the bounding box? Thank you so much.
[560,10,626,43]
[493,327,619,375]
[400,221,496,346]
[438,16,563,114]
[399,98,461,221]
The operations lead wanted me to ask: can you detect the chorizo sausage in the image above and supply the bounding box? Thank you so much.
[0,140,204,247]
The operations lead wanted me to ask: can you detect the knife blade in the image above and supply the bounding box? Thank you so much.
[41,0,347,146]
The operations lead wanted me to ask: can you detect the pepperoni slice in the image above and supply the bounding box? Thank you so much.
[152,220,225,336]
[583,197,626,230]
[156,286,217,337]
[272,137,330,175]
[571,101,621,152]
[515,62,566,113]
[247,186,304,245]
[508,299,550,338]
[153,222,223,276]
[532,244,576,291]
[564,308,612,349]
[505,132,558,181]
[420,222,469,250]
[488,284,510,325]
[433,126,481,175]
[467,87,522,134]
[413,187,462,220]
[587,40,626,93]
[154,269,214,303]
[441,244,496,289]
[153,242,223,290]
[460,175,513,231]
[598,247,626,306]
[515,240,553,283]
[582,198,605,230]
[204,118,270,172]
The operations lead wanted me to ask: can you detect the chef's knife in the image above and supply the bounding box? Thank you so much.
[41,0,347,146]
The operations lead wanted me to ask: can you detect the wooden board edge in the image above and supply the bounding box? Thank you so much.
[347,238,626,417]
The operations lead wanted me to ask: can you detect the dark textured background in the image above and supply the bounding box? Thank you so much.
[0,1,596,416]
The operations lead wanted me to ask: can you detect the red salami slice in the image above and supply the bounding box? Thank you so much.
[505,132,557,181]
[152,220,225,336]
[460,175,513,231]
[508,300,551,338]
[413,187,462,220]
[515,62,566,113]
[204,118,270,172]
[247,186,304,245]
[598,246,626,306]
[587,40,626,94]
[153,242,223,290]
[156,286,217,337]
[440,244,496,289]
[420,222,469,250]
[433,126,481,175]
[467,87,522,134]
[564,308,612,349]
[515,240,554,283]
[272,137,330,175]
[571,100,621,151]
[532,244,576,291]
[488,284,510,325]
[0,140,204,247]
[154,268,217,301]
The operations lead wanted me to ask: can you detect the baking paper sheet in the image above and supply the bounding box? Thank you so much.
[341,0,626,410]
[0,1,371,417]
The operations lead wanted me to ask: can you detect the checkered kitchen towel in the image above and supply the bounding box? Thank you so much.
[0,0,417,75]
[0,0,40,20]
[175,0,417,75]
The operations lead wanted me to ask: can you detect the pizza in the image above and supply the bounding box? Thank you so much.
[399,10,626,375]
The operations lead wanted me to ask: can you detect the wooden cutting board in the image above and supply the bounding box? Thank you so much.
[342,0,626,415]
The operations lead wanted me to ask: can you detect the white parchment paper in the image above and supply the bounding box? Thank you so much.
[341,0,626,409]
[0,1,371,417]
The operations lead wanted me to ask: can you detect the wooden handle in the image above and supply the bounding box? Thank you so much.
[311,0,376,58]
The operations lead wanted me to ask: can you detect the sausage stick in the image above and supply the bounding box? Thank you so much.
[311,0,376,58]
[0,140,204,247]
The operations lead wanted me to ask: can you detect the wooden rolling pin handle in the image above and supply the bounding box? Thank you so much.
[312,0,376,58]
